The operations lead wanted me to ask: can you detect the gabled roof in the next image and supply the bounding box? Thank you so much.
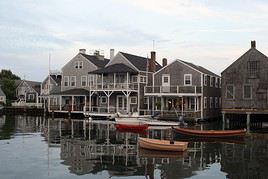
[179,60,220,77]
[81,53,110,68]
[120,52,162,72]
[89,63,138,74]
[50,75,62,85]
[0,87,5,96]
[16,80,41,94]
[221,47,268,74]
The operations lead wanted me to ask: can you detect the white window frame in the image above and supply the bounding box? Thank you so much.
[219,79,222,88]
[100,96,107,104]
[226,85,235,99]
[70,76,76,87]
[132,75,138,83]
[204,75,207,86]
[215,97,218,108]
[81,76,87,87]
[162,74,170,85]
[130,96,137,104]
[79,61,83,69]
[140,75,147,83]
[210,77,214,87]
[243,84,252,99]
[204,97,207,109]
[63,76,69,87]
[215,78,219,88]
[184,74,192,86]
[210,97,213,108]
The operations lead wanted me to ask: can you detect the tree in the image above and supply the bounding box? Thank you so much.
[0,69,21,105]
[0,69,20,80]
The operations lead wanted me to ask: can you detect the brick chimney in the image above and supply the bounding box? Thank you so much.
[251,40,256,48]
[149,51,156,72]
[79,49,86,54]
[162,58,167,67]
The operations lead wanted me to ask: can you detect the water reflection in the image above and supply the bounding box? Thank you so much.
[0,115,268,179]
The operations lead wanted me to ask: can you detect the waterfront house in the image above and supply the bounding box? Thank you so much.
[48,49,110,113]
[0,86,6,104]
[144,59,221,121]
[88,51,161,115]
[221,41,268,126]
[40,71,62,108]
[14,79,41,106]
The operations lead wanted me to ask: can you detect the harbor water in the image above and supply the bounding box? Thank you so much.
[0,115,268,179]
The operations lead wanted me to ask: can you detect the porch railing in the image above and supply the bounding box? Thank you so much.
[144,86,202,94]
[90,83,138,90]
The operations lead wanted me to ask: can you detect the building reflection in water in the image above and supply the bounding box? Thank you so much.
[0,115,268,179]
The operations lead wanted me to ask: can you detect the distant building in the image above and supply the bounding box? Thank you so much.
[145,59,221,121]
[15,80,41,104]
[0,87,6,104]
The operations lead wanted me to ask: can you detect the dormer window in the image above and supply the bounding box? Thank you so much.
[184,74,192,86]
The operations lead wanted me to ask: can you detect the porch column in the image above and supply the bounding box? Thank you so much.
[161,97,164,112]
[89,91,91,112]
[194,97,197,112]
[181,97,184,115]
[127,72,129,89]
[71,96,74,111]
[107,96,110,113]
[126,95,129,113]
[114,73,116,89]
[59,96,62,111]
[48,96,50,112]
[84,96,87,113]
[101,74,104,89]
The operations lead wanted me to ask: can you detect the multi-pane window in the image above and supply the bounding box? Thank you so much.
[88,75,96,87]
[64,76,69,87]
[132,76,138,83]
[100,96,107,104]
[140,76,147,83]
[247,61,259,78]
[204,75,207,86]
[215,78,219,88]
[243,85,252,99]
[204,97,207,109]
[130,97,137,104]
[81,76,87,87]
[184,74,192,86]
[226,85,234,99]
[215,97,218,108]
[70,76,76,87]
[163,76,169,83]
[210,77,214,87]
[210,97,213,108]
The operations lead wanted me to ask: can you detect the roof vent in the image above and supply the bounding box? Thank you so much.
[79,49,86,54]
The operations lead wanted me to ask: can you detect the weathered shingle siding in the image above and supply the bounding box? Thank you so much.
[222,48,268,109]
[154,61,201,86]
[61,54,98,91]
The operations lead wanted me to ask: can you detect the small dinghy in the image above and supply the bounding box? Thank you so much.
[138,137,188,152]
[173,127,246,138]
[115,121,148,131]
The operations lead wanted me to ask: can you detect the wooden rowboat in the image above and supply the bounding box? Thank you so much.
[173,127,246,138]
[138,137,188,152]
[115,122,148,131]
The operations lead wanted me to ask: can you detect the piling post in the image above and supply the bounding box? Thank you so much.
[52,110,54,120]
[222,112,226,130]
[246,112,251,132]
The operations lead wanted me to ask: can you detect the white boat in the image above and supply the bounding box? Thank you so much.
[114,112,179,126]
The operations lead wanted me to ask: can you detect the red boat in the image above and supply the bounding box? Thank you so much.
[115,122,148,131]
[173,127,246,138]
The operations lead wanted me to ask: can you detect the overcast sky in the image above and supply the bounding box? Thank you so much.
[1,0,268,81]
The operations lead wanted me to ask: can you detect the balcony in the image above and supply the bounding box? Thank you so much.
[144,86,202,96]
[90,83,138,91]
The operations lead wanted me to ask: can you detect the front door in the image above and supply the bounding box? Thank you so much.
[117,95,127,113]
[162,74,170,92]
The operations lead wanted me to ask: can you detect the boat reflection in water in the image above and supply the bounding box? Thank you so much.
[1,115,268,179]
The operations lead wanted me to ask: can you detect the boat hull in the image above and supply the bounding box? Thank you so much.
[138,137,188,152]
[115,123,148,131]
[173,127,246,138]
[115,118,179,126]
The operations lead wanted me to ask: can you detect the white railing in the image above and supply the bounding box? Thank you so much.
[90,83,138,90]
[144,86,202,94]
[12,102,43,108]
